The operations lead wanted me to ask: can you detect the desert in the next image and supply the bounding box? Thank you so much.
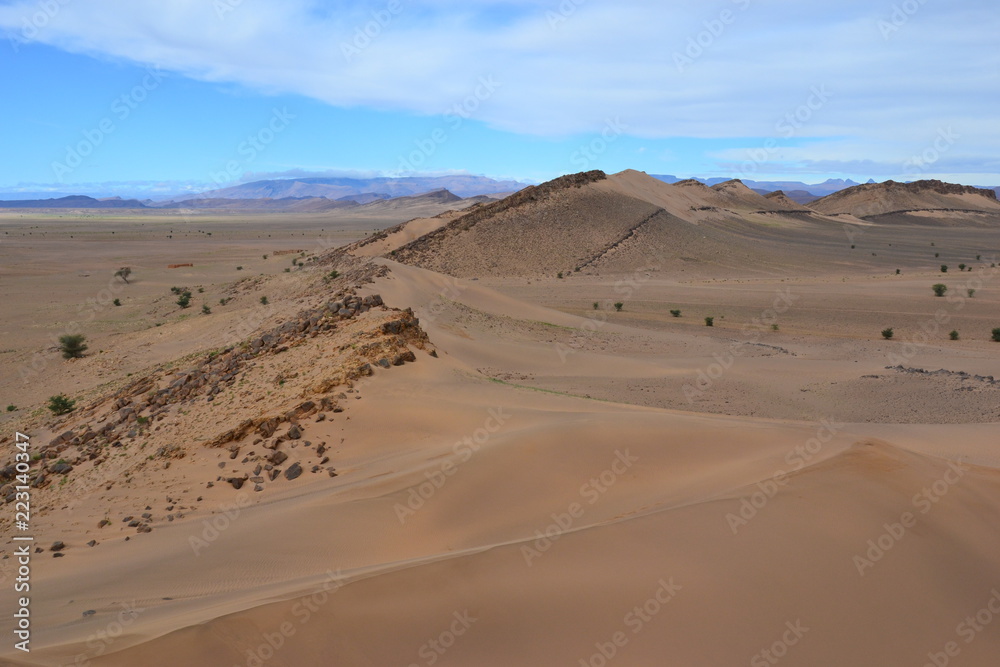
[2,2,999,665]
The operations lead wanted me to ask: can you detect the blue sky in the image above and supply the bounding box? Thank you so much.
[1,0,998,197]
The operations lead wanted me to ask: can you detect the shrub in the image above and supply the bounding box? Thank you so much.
[202,304,211,314]
[993,328,1000,342]
[6,405,16,412]
[325,270,340,281]
[260,296,269,305]
[959,263,966,271]
[47,394,76,415]
[935,253,940,258]
[557,272,563,279]
[705,316,714,327]
[771,324,779,331]
[613,302,623,312]
[932,284,947,297]
[949,330,959,340]
[895,269,901,275]
[113,298,121,306]
[976,255,981,260]
[593,302,599,310]
[967,288,976,298]
[219,297,230,306]
[284,268,291,273]
[58,334,88,359]
[670,309,681,317]
[940,265,948,273]
[236,266,243,271]
[176,293,191,308]
[851,244,855,249]
[198,287,205,293]
[114,267,132,284]
[170,286,181,294]
[881,327,894,340]
[262,255,268,260]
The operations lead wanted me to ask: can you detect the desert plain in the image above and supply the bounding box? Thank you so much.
[1,170,1000,666]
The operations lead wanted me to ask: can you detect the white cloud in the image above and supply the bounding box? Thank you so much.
[1,0,997,170]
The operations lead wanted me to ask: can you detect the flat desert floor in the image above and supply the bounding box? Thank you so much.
[1,210,1000,666]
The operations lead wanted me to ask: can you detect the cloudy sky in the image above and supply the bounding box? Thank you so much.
[1,0,997,196]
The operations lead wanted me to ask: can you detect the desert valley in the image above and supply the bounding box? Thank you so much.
[1,169,999,666]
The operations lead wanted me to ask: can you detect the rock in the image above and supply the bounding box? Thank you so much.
[287,424,302,440]
[53,553,64,558]
[269,451,288,466]
[228,476,247,490]
[50,541,65,552]
[254,484,263,492]
[98,519,110,528]
[284,463,303,481]
[137,525,152,534]
[49,461,75,474]
[83,610,96,617]
[87,540,97,547]
[269,468,281,481]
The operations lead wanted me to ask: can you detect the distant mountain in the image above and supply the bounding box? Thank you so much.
[181,175,529,201]
[0,195,146,209]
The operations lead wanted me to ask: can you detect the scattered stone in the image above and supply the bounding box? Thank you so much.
[97,519,110,528]
[87,540,97,547]
[50,541,65,552]
[83,610,96,617]
[284,463,303,481]
[269,451,288,466]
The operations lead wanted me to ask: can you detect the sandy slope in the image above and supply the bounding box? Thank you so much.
[4,257,1000,667]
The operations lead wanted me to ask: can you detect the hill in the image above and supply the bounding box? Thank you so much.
[811,179,1000,225]
[384,170,849,278]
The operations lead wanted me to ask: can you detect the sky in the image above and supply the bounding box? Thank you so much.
[0,0,998,198]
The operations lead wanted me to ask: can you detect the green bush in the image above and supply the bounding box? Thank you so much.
[47,394,76,415]
[670,309,681,317]
[967,289,976,298]
[705,316,714,327]
[881,327,894,340]
[949,330,959,340]
[6,405,16,412]
[113,298,121,306]
[260,296,269,305]
[202,304,212,314]
[593,302,599,310]
[613,302,623,312]
[940,265,948,273]
[176,293,191,308]
[58,334,88,359]
[958,263,966,271]
[992,328,1000,342]
[932,284,947,297]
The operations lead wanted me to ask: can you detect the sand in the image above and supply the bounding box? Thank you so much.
[1,180,1000,666]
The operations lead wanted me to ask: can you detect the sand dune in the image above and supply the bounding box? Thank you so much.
[2,183,999,666]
